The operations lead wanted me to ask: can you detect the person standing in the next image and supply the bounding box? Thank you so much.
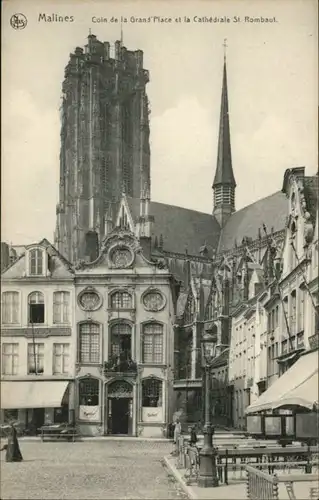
[5,424,23,462]
[189,425,198,446]
[173,418,182,444]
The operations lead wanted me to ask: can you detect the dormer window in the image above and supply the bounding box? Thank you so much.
[29,248,44,276]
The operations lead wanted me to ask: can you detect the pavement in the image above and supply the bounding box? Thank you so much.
[0,440,187,499]
[163,454,319,500]
[163,456,247,500]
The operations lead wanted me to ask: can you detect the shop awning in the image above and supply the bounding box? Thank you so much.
[1,381,70,409]
[246,350,318,414]
[273,371,318,410]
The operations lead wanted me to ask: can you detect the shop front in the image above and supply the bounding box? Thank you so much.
[0,380,73,435]
[75,375,168,438]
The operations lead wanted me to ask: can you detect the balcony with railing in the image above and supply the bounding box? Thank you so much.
[103,352,137,378]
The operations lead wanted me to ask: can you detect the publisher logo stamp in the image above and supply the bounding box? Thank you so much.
[10,13,27,30]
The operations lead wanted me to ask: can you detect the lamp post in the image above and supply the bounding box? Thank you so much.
[198,332,219,488]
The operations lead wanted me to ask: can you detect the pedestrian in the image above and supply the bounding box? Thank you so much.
[173,418,182,444]
[189,425,198,446]
[5,424,23,462]
[172,418,182,456]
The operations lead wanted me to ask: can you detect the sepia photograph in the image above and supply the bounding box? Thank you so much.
[1,0,318,499]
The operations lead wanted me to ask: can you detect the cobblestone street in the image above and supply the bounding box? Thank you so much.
[1,440,187,499]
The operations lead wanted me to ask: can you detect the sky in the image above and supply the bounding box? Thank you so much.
[1,0,318,245]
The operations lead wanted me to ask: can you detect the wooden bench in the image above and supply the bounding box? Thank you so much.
[39,427,79,442]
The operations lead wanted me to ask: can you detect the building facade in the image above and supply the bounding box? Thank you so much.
[1,240,76,433]
[1,200,178,438]
[228,168,318,428]
[73,216,177,438]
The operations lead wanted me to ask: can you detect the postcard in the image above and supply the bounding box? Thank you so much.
[1,1,318,499]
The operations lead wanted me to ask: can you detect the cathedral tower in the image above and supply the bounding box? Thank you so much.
[55,34,151,262]
[212,46,236,227]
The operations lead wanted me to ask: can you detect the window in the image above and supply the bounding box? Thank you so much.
[53,292,70,324]
[297,332,304,348]
[299,289,305,332]
[110,291,132,309]
[275,306,279,329]
[184,294,196,324]
[1,292,19,324]
[29,248,44,276]
[282,339,288,355]
[3,409,18,423]
[110,323,132,358]
[283,296,289,332]
[142,378,162,407]
[290,291,296,334]
[79,323,100,363]
[27,343,44,374]
[53,344,70,374]
[2,343,18,375]
[28,292,45,324]
[79,378,99,406]
[142,323,163,364]
[271,310,275,332]
[205,300,213,320]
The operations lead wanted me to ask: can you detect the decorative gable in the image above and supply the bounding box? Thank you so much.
[115,194,135,233]
[281,168,317,276]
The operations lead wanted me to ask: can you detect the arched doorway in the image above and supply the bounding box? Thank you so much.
[107,380,133,435]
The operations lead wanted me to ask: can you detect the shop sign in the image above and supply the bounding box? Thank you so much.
[79,405,100,422]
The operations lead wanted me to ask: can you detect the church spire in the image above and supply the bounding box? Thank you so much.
[213,40,236,227]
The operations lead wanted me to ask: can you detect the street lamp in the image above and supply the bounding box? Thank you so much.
[198,330,219,488]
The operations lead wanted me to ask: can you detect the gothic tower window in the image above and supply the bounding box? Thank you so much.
[184,294,196,325]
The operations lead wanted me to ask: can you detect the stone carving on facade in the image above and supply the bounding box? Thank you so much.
[142,288,166,312]
[107,380,133,398]
[152,257,167,270]
[129,310,136,321]
[109,245,134,268]
[102,230,140,254]
[74,259,87,270]
[78,287,102,311]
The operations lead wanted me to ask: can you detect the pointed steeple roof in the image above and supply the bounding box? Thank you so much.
[213,51,236,188]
